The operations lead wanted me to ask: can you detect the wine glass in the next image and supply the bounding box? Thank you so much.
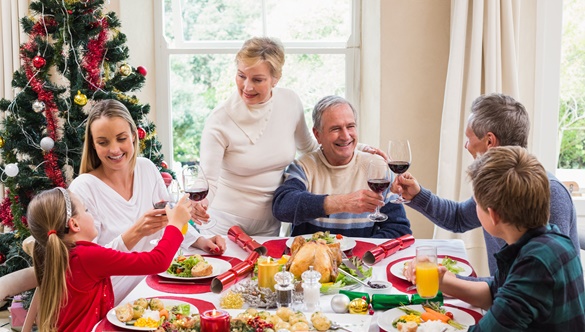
[415,246,439,301]
[367,158,391,221]
[388,139,412,204]
[150,178,182,245]
[183,164,216,230]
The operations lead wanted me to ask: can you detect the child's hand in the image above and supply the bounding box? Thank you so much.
[166,195,190,230]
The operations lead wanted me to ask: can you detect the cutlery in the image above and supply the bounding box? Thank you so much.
[329,322,353,331]
[158,280,204,285]
[341,251,365,279]
[337,269,370,288]
[406,285,417,291]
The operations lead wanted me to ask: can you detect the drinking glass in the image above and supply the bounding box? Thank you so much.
[388,139,412,204]
[183,164,216,230]
[415,246,439,300]
[367,158,391,221]
[150,178,183,245]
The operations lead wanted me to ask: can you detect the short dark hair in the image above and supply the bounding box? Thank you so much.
[468,93,530,148]
[468,146,549,230]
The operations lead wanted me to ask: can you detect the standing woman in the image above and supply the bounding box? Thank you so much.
[197,37,381,236]
[69,99,225,303]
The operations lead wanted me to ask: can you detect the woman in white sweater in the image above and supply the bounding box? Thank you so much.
[196,37,382,236]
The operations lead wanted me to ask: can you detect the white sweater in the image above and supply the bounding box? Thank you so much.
[200,87,319,236]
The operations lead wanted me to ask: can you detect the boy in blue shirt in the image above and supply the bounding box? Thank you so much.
[438,146,585,331]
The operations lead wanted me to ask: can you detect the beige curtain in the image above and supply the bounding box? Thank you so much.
[1,0,29,101]
[435,0,522,277]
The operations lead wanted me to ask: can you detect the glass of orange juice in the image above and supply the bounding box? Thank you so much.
[415,246,439,299]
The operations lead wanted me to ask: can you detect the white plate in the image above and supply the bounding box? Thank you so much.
[107,299,198,331]
[285,235,357,252]
[377,305,475,331]
[390,256,473,281]
[158,257,231,280]
[225,309,371,332]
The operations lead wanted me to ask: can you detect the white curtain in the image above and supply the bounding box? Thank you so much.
[435,0,522,277]
[1,0,29,101]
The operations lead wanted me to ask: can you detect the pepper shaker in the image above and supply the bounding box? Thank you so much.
[274,266,294,308]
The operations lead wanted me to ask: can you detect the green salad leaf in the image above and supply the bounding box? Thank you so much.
[441,256,465,274]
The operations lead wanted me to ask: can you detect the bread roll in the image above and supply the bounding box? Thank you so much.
[191,261,212,277]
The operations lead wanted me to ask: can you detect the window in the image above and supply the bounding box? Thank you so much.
[557,0,585,194]
[155,0,360,168]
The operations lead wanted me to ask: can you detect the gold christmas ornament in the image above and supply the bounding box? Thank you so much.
[0,136,4,148]
[74,90,88,106]
[348,298,368,314]
[119,63,132,76]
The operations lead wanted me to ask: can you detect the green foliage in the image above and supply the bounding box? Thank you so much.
[0,0,171,278]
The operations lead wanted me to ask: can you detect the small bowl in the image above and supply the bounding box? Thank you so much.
[359,280,393,295]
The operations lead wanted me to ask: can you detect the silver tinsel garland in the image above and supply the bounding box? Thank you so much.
[232,279,304,309]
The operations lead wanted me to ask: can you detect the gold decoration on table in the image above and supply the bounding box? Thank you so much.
[349,298,369,314]
[219,291,244,309]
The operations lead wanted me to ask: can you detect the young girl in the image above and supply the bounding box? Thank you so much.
[27,187,190,332]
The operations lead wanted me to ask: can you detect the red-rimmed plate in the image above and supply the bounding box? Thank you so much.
[389,256,473,281]
[285,235,356,252]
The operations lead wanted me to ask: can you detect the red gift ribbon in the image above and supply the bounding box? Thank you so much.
[227,226,267,255]
[362,234,415,265]
[210,251,258,293]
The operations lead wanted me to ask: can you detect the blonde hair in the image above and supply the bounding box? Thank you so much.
[236,37,285,79]
[79,99,138,174]
[467,146,550,230]
[28,188,79,332]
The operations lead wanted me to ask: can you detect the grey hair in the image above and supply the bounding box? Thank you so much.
[468,93,530,148]
[312,95,358,131]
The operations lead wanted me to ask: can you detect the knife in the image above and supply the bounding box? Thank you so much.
[341,251,365,279]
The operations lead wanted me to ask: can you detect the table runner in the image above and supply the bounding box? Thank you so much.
[145,255,242,294]
[94,296,215,331]
[386,256,477,293]
[262,238,376,259]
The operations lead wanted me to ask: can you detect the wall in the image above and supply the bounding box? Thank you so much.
[362,0,451,239]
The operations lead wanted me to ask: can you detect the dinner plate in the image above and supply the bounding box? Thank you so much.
[389,256,473,281]
[225,309,371,332]
[377,304,475,331]
[285,235,357,252]
[107,299,198,331]
[158,257,231,280]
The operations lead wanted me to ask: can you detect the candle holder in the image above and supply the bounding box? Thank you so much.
[257,256,280,290]
[200,309,230,332]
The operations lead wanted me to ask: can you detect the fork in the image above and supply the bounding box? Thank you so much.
[329,322,353,331]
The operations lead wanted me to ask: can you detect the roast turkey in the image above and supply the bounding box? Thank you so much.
[286,235,343,283]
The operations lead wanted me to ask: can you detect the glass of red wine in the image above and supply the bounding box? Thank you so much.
[367,158,391,221]
[183,164,216,230]
[388,139,412,204]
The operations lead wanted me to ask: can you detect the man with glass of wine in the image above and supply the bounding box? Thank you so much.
[272,95,412,238]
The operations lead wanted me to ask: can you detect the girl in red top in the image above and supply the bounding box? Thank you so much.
[27,187,190,332]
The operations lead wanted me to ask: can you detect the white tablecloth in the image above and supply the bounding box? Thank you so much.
[103,236,481,332]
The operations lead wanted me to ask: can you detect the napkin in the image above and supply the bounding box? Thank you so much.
[210,251,259,293]
[227,226,267,255]
[362,234,415,265]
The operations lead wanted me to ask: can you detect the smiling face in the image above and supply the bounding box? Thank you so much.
[464,123,489,159]
[313,103,357,166]
[90,116,136,172]
[236,61,278,106]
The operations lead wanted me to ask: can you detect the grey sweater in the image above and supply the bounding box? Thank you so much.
[407,172,579,276]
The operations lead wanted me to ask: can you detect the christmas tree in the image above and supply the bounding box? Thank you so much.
[0,0,172,279]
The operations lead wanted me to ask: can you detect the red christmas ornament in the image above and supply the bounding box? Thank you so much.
[67,10,73,14]
[137,127,146,140]
[160,172,173,187]
[0,252,5,265]
[32,55,46,69]
[136,66,147,76]
[161,161,169,169]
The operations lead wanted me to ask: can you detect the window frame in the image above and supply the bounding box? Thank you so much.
[153,0,361,166]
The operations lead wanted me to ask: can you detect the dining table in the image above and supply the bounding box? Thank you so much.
[94,235,483,332]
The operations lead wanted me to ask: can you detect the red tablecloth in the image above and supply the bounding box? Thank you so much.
[145,255,242,294]
[94,296,215,331]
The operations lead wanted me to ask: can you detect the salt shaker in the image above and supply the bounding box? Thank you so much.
[301,266,321,312]
[274,266,294,308]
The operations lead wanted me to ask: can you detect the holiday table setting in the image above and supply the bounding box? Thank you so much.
[93,226,483,332]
